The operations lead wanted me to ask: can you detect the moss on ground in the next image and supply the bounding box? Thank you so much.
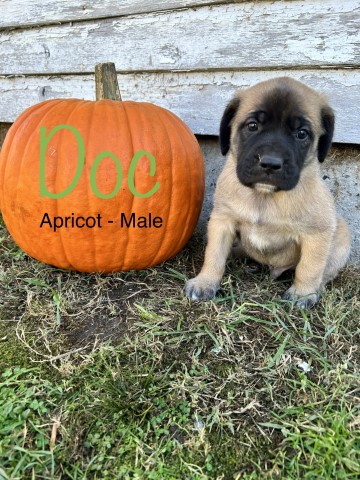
[0,332,34,371]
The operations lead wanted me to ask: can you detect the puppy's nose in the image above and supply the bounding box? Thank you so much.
[259,155,283,171]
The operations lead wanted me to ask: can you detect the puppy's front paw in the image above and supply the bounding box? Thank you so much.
[282,286,320,309]
[185,276,220,301]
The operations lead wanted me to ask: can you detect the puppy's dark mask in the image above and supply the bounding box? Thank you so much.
[219,84,335,191]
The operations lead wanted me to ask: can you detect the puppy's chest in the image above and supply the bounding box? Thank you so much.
[228,195,300,253]
[236,203,299,254]
[239,222,295,252]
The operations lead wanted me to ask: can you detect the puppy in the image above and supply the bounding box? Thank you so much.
[185,77,350,308]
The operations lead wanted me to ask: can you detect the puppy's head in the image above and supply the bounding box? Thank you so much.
[220,77,334,193]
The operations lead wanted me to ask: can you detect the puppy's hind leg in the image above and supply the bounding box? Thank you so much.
[322,216,351,285]
[185,215,236,300]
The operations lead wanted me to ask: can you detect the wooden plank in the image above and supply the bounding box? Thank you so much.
[0,70,359,144]
[0,1,359,75]
[0,0,233,29]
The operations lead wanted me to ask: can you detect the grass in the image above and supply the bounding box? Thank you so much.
[0,215,359,479]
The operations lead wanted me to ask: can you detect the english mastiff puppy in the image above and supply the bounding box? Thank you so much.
[185,77,350,308]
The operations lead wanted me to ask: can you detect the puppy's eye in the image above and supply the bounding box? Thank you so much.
[248,122,258,132]
[296,129,308,140]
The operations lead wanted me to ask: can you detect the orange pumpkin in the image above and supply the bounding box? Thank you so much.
[0,84,204,272]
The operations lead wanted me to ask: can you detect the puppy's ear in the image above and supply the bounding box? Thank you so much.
[318,106,335,162]
[219,97,241,156]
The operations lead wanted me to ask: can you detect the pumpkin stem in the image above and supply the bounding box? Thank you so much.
[95,63,122,101]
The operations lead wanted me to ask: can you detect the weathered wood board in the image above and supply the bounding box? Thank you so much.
[0,0,232,28]
[1,1,359,75]
[1,70,359,143]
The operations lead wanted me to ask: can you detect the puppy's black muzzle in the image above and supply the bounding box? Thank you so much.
[237,131,304,191]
